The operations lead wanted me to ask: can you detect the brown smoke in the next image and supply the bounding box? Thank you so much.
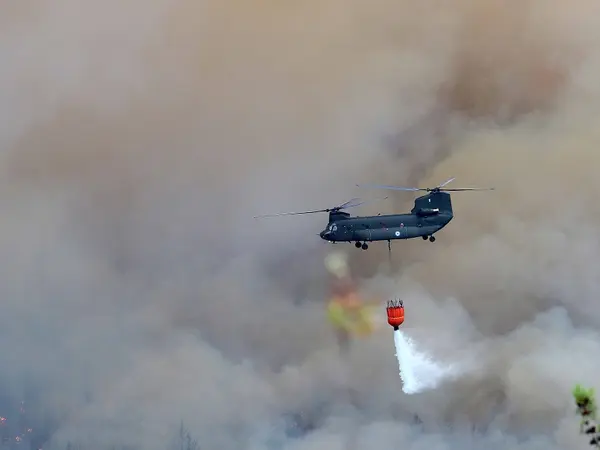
[1,0,600,449]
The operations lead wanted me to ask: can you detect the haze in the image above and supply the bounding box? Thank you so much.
[2,0,600,449]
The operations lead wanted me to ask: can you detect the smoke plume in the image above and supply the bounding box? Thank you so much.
[2,0,600,448]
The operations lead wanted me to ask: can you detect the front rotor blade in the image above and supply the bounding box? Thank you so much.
[253,208,328,218]
[340,196,388,209]
[441,187,495,191]
[336,197,362,209]
[340,199,367,209]
[356,183,424,192]
[254,194,390,219]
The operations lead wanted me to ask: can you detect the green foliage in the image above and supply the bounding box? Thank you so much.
[573,384,599,448]
[574,384,597,420]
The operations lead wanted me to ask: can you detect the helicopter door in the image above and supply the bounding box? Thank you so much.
[399,222,407,238]
[364,225,372,241]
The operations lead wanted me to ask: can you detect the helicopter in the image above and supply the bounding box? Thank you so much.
[253,178,494,250]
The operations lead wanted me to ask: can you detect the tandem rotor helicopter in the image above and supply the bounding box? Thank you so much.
[253,178,494,250]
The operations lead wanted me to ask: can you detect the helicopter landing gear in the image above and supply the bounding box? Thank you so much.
[355,241,361,248]
[361,243,369,250]
[422,235,428,240]
[429,235,436,242]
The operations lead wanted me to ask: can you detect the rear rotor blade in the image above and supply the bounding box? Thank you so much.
[357,181,494,193]
[437,177,456,188]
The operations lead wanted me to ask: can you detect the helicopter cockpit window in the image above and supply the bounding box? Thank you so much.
[329,224,337,232]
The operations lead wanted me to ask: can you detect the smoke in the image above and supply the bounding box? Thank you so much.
[2,0,600,448]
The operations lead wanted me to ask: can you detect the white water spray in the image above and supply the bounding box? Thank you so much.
[394,329,458,394]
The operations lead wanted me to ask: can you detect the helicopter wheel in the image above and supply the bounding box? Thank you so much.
[361,243,368,250]
[422,235,428,240]
[429,236,436,242]
[355,241,361,248]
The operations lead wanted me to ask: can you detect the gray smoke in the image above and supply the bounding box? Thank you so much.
[2,0,600,449]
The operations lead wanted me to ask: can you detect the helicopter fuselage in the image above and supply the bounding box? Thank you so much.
[319,191,454,246]
[254,180,492,250]
[319,211,453,243]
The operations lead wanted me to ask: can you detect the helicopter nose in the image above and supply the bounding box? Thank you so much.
[320,230,329,239]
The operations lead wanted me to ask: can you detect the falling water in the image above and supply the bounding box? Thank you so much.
[394,329,457,394]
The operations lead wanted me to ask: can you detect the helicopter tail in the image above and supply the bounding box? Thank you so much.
[412,191,453,217]
[357,178,493,218]
[432,191,453,215]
